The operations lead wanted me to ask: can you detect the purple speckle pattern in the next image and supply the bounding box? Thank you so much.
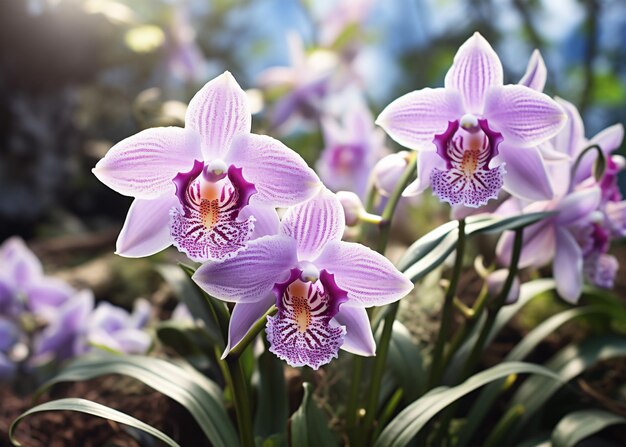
[266,269,348,370]
[585,253,618,289]
[430,119,505,207]
[170,163,257,262]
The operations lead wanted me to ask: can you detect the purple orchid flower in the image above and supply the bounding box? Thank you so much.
[497,100,625,302]
[376,32,567,207]
[193,189,413,369]
[81,298,152,355]
[258,33,341,130]
[93,71,321,262]
[497,186,602,303]
[0,317,20,379]
[0,237,75,320]
[316,93,386,197]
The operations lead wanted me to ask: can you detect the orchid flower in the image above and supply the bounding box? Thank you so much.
[0,317,20,379]
[0,237,75,320]
[258,33,340,130]
[377,32,567,207]
[193,189,413,369]
[93,71,321,262]
[497,100,625,303]
[316,93,386,197]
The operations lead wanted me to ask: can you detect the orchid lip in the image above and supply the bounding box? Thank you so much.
[170,160,257,262]
[430,118,505,207]
[266,268,348,369]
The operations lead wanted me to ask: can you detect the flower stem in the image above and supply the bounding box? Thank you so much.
[359,151,416,445]
[227,305,277,357]
[225,355,255,447]
[376,152,417,254]
[460,227,524,379]
[427,218,466,389]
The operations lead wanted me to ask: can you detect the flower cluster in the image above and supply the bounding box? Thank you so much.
[95,72,413,369]
[0,237,152,381]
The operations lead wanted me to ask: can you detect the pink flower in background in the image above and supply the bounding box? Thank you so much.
[93,71,321,262]
[377,32,566,207]
[316,93,386,197]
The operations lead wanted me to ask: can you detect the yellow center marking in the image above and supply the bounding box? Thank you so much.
[288,281,312,333]
[200,199,220,229]
[460,134,482,176]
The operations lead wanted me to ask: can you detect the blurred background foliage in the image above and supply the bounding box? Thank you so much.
[0,0,624,269]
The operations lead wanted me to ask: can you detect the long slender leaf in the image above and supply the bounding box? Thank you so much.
[387,321,426,401]
[465,211,555,235]
[397,220,459,271]
[254,349,288,439]
[457,305,608,447]
[552,409,626,447]
[505,335,626,442]
[10,398,181,447]
[290,383,338,447]
[38,355,238,447]
[375,362,562,447]
[404,229,459,280]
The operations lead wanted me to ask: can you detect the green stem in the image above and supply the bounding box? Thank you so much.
[346,355,363,443]
[376,152,417,254]
[460,227,524,379]
[225,355,255,447]
[227,306,277,357]
[358,152,417,445]
[427,218,466,389]
[483,404,525,447]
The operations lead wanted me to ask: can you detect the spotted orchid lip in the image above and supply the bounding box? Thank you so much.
[267,268,348,370]
[430,118,505,208]
[170,161,257,262]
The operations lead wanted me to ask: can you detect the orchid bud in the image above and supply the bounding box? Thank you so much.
[487,269,520,305]
[373,152,409,197]
[337,191,364,226]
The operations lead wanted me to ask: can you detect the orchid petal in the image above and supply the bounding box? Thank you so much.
[0,237,43,287]
[315,240,413,307]
[554,228,583,304]
[376,88,464,150]
[499,145,554,201]
[93,127,201,199]
[192,235,296,303]
[497,220,556,269]
[553,97,584,157]
[223,295,274,357]
[105,329,151,354]
[226,133,321,207]
[116,196,177,257]
[519,49,547,92]
[26,278,74,318]
[484,85,567,146]
[186,71,251,160]
[280,189,345,261]
[444,32,503,114]
[239,204,280,239]
[402,150,444,197]
[556,187,601,225]
[334,305,376,356]
[537,142,570,162]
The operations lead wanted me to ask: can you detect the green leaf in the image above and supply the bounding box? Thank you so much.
[399,213,553,281]
[387,321,426,401]
[254,349,288,439]
[375,362,561,447]
[403,228,459,281]
[457,305,608,447]
[552,409,626,447]
[158,264,228,346]
[290,383,338,447]
[505,335,626,442]
[38,355,238,447]
[465,211,555,235]
[396,220,458,272]
[10,398,180,447]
